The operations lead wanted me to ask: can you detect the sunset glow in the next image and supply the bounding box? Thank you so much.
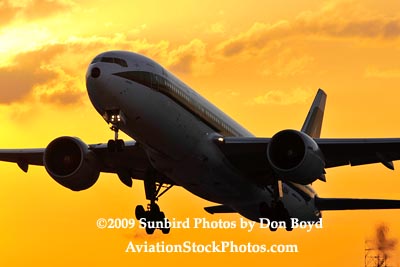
[1,1,400,266]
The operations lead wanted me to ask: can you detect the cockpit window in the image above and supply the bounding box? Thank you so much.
[91,56,101,64]
[114,58,128,67]
[101,57,128,67]
[91,56,128,67]
[101,57,114,63]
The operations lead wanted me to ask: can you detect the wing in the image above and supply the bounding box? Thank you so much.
[216,137,400,182]
[0,148,44,172]
[215,89,400,179]
[215,137,275,185]
[315,138,400,169]
[0,141,173,185]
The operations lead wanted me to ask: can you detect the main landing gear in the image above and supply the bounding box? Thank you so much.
[105,110,125,152]
[135,170,173,235]
[135,202,170,235]
[260,179,292,232]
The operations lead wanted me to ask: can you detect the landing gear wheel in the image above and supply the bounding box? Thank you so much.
[157,211,170,234]
[116,139,125,151]
[107,139,116,152]
[161,218,171,234]
[259,202,278,231]
[150,203,160,214]
[135,205,146,220]
[274,202,292,231]
[145,225,155,235]
[269,224,278,232]
[107,139,125,152]
[285,218,293,231]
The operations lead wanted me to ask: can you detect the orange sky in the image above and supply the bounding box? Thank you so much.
[1,0,400,266]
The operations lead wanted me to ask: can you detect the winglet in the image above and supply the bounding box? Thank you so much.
[301,89,327,138]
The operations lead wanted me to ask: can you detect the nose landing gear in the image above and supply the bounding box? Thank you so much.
[107,125,125,152]
[104,110,125,152]
[103,110,173,235]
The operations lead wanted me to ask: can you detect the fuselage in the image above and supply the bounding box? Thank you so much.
[85,50,321,222]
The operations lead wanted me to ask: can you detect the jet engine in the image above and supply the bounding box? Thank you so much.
[267,129,325,185]
[44,136,100,191]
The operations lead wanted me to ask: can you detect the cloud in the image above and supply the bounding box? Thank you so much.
[0,0,73,27]
[0,33,217,106]
[218,1,400,57]
[218,22,287,57]
[0,34,169,106]
[167,39,214,76]
[65,35,214,77]
[19,0,74,21]
[0,68,56,103]
[250,87,313,106]
[33,66,84,106]
[0,1,18,26]
[261,48,314,77]
[0,42,88,105]
[125,38,214,76]
[208,22,226,34]
[0,47,61,104]
[38,88,83,105]
[365,66,400,78]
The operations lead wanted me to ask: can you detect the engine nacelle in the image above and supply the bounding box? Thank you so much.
[44,136,100,191]
[267,129,325,185]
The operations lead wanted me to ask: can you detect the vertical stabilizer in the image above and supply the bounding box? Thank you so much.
[301,89,327,138]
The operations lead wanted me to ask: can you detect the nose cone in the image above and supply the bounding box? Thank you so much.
[86,51,130,115]
[86,62,111,115]
[86,50,145,115]
[86,64,103,96]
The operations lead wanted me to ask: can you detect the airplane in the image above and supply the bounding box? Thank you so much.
[2,50,400,235]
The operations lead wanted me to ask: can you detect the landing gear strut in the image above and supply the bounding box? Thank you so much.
[105,110,125,152]
[135,170,173,234]
[260,179,292,232]
[107,125,125,152]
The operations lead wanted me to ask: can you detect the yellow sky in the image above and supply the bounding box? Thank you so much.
[1,0,400,266]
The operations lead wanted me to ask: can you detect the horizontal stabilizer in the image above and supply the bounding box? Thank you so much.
[204,205,235,214]
[315,197,400,211]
